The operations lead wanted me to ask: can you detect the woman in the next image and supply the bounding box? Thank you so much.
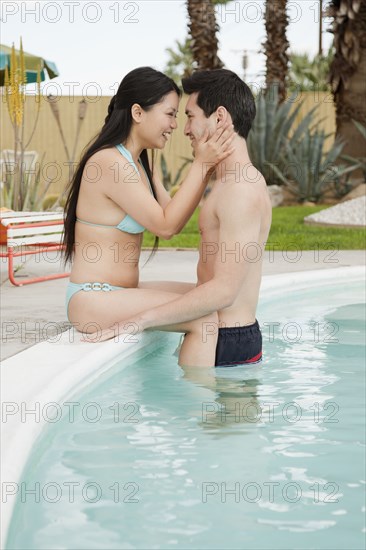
[64,67,233,366]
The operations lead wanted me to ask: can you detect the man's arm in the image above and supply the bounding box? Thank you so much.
[138,185,262,330]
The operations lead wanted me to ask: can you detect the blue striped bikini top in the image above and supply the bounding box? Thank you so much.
[76,143,153,234]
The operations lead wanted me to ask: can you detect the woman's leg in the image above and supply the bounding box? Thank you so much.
[68,287,218,367]
[140,282,211,365]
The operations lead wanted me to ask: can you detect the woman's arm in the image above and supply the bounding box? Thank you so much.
[151,162,172,209]
[101,124,234,239]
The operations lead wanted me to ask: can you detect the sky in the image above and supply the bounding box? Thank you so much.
[2,0,333,95]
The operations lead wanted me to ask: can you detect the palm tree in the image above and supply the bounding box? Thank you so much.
[165,38,194,84]
[329,0,366,175]
[288,48,333,92]
[263,0,290,102]
[186,0,230,70]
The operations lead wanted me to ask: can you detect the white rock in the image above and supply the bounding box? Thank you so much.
[268,185,284,207]
[304,196,366,228]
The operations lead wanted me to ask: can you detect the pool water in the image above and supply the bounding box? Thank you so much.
[6,281,366,549]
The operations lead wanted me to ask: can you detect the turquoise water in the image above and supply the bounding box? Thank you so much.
[6,281,366,549]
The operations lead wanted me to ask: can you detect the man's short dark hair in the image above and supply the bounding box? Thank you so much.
[182,69,256,139]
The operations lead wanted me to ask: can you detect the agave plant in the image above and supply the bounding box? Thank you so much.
[247,87,318,186]
[159,154,192,191]
[1,153,55,210]
[268,129,359,202]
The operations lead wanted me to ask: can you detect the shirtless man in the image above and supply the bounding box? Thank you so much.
[98,69,272,367]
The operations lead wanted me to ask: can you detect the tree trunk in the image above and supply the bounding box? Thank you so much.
[329,0,366,179]
[187,0,224,70]
[263,0,289,102]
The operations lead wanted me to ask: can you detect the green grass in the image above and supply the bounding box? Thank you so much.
[143,206,366,250]
[143,208,201,249]
[267,206,365,250]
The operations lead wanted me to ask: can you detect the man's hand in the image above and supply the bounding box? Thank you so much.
[81,316,147,343]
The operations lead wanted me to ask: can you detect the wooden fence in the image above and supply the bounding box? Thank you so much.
[1,92,336,198]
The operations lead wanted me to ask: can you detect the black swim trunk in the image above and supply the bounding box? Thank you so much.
[215,320,262,367]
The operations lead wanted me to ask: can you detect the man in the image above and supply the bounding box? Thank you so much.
[99,69,272,367]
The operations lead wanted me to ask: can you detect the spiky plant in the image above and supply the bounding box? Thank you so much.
[159,155,192,191]
[247,87,318,186]
[269,129,359,201]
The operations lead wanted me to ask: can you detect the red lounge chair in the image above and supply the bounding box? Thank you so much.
[0,211,69,286]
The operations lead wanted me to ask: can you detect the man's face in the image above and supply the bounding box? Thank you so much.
[184,93,216,152]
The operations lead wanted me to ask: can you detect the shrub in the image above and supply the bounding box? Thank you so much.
[268,129,359,202]
[247,87,317,186]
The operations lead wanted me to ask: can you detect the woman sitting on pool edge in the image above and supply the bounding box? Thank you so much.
[63,67,234,367]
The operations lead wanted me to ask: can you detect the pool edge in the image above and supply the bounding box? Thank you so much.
[1,265,365,548]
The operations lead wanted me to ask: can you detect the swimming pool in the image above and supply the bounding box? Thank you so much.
[4,270,365,549]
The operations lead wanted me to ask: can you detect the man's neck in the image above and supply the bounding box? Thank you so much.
[214,136,252,185]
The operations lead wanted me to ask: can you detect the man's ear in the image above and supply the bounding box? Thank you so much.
[216,106,228,124]
[131,103,143,123]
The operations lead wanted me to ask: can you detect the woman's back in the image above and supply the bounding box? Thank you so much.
[71,144,148,288]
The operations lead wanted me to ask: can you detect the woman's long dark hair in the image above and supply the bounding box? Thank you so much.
[63,67,181,264]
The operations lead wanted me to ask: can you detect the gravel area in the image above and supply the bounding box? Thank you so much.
[304,196,366,228]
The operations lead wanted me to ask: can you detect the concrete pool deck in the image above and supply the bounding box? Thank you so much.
[1,248,365,360]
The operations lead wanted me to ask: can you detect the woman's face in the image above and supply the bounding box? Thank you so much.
[137,91,180,149]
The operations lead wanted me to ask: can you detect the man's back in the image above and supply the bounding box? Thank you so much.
[197,164,272,327]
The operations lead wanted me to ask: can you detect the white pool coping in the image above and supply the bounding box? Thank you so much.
[1,265,365,547]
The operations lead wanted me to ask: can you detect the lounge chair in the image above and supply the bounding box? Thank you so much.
[0,211,69,286]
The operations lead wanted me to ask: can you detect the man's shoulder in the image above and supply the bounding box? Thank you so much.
[221,161,267,186]
[215,179,265,209]
[210,176,272,231]
[241,163,267,187]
